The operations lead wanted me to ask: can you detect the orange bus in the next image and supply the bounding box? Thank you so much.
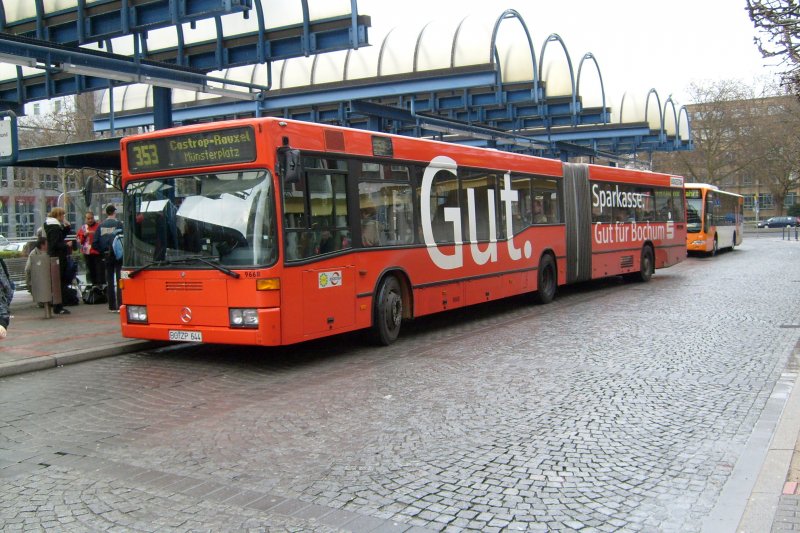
[685,183,743,255]
[118,118,686,346]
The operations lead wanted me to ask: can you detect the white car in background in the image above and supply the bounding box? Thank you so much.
[4,242,27,253]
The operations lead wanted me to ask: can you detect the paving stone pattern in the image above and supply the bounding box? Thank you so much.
[1,237,799,532]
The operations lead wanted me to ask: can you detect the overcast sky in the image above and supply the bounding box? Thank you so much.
[357,0,779,105]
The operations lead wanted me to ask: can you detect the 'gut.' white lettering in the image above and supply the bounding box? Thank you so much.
[421,156,532,270]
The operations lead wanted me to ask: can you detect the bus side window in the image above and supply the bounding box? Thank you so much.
[672,190,685,222]
[639,188,655,221]
[533,177,560,224]
[459,170,497,241]
[359,180,414,248]
[508,175,532,235]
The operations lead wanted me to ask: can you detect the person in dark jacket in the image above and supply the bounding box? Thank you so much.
[44,207,73,315]
[0,257,12,338]
[96,204,124,312]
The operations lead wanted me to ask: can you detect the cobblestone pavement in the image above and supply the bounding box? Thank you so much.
[1,237,799,532]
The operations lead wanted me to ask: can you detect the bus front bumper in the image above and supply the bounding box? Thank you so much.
[687,239,707,252]
[120,306,282,346]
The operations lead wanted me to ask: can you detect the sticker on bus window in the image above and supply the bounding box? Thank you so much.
[318,271,342,289]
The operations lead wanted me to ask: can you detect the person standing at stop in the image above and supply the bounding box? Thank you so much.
[96,204,124,312]
[77,210,103,287]
[44,207,73,315]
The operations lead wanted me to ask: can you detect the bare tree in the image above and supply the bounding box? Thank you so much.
[653,79,800,216]
[652,80,761,185]
[18,93,96,147]
[17,93,98,214]
[749,93,800,212]
[747,0,800,95]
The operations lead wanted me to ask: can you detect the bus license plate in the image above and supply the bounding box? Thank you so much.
[168,330,203,342]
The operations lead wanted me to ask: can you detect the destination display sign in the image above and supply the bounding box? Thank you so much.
[126,126,256,173]
[684,189,702,199]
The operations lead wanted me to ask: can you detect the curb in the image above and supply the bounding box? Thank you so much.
[736,342,800,532]
[0,340,166,378]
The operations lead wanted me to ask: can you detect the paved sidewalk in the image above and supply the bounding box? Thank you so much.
[0,288,163,378]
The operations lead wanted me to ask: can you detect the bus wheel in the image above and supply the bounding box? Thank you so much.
[731,232,737,250]
[372,276,403,345]
[637,245,654,282]
[710,235,718,256]
[535,254,557,304]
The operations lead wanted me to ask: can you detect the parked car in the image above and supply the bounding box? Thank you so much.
[761,216,800,228]
[4,242,27,253]
[0,235,9,246]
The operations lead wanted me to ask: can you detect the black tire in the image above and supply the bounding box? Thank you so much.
[372,276,403,345]
[534,254,557,304]
[710,235,718,257]
[637,245,654,282]
[731,232,737,250]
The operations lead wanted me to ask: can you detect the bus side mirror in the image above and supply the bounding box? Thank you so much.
[278,148,301,184]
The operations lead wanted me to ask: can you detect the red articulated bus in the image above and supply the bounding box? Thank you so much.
[118,118,686,346]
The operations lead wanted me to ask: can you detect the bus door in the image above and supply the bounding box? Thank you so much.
[301,266,356,336]
[563,163,592,283]
[282,156,356,337]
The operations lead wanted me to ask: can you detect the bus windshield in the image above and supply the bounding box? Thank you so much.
[686,197,703,233]
[124,170,277,268]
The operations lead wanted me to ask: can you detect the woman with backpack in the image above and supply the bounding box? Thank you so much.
[97,204,123,312]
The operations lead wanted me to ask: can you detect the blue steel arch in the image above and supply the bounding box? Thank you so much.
[310,51,321,84]
[678,106,691,145]
[376,27,395,77]
[644,88,664,139]
[662,95,679,146]
[489,9,539,103]
[278,55,290,88]
[343,46,353,81]
[34,0,45,39]
[213,15,225,68]
[412,20,431,72]
[450,15,470,69]
[253,0,268,63]
[539,33,578,125]
[576,52,608,124]
[176,20,187,66]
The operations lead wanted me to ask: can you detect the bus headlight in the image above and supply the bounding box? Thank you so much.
[230,308,259,328]
[127,305,148,323]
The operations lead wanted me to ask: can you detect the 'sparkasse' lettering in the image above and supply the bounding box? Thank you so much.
[591,183,645,213]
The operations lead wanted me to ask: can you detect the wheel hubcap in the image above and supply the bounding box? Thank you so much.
[389,293,401,327]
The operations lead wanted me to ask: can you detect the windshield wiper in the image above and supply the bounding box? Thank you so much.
[183,256,240,278]
[127,256,240,279]
[127,260,167,278]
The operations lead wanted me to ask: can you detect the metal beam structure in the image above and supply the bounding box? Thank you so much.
[0,1,370,109]
[0,4,690,168]
[0,0,253,45]
[0,33,269,103]
[90,67,687,160]
[11,136,123,169]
